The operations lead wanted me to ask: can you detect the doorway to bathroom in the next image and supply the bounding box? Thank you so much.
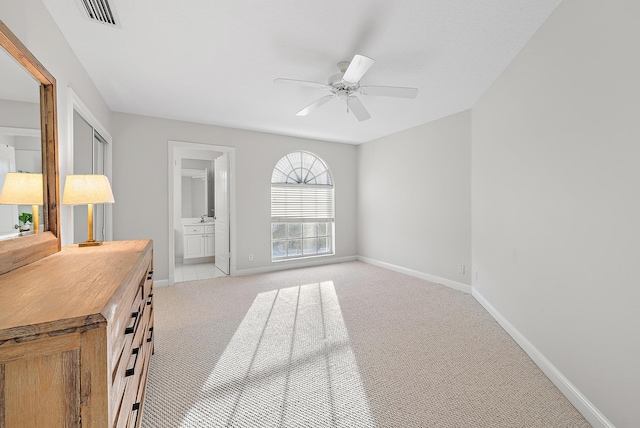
[168,140,235,285]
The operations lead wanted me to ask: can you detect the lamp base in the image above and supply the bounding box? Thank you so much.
[79,240,103,247]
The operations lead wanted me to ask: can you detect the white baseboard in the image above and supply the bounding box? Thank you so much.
[234,255,358,277]
[357,256,472,294]
[154,278,169,287]
[472,288,614,428]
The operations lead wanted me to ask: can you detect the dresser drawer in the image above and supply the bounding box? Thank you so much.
[134,320,154,426]
[144,268,154,308]
[126,402,142,428]
[111,270,146,361]
[184,225,204,235]
[118,262,153,428]
[114,352,140,428]
[115,314,150,427]
[110,258,153,426]
[115,311,154,428]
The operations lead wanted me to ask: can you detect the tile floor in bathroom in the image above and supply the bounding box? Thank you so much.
[174,261,227,283]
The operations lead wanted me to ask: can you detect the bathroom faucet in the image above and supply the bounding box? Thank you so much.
[200,215,206,223]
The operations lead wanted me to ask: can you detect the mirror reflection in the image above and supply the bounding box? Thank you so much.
[181,159,214,220]
[0,43,42,240]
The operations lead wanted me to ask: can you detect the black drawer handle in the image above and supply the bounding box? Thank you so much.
[125,347,140,377]
[125,311,139,335]
[147,270,153,280]
[146,293,153,306]
[132,402,141,427]
[146,326,154,343]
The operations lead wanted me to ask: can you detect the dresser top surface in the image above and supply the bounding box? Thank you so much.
[0,240,152,339]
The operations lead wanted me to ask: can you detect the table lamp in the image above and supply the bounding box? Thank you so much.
[0,172,43,234]
[62,174,115,247]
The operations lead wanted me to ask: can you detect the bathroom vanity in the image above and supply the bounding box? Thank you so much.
[183,222,215,260]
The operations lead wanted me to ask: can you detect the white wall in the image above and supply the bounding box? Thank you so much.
[112,112,358,281]
[14,136,42,174]
[0,100,40,129]
[472,0,640,426]
[357,111,471,289]
[1,0,113,246]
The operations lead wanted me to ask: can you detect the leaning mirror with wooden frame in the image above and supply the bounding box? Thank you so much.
[0,19,60,275]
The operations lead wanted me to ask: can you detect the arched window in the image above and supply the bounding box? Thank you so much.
[271,151,334,260]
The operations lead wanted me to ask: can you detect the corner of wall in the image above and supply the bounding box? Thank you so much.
[358,256,472,294]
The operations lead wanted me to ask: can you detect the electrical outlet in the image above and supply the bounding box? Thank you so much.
[458,264,465,275]
[248,253,254,261]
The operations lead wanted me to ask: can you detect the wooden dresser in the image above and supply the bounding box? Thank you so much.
[0,240,154,428]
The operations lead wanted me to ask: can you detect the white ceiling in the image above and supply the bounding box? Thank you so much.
[41,0,561,144]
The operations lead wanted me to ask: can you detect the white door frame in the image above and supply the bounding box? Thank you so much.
[168,140,236,285]
[214,153,230,274]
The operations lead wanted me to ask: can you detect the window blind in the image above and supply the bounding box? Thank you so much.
[271,184,334,222]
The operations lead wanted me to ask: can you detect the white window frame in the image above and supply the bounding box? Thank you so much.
[271,152,334,261]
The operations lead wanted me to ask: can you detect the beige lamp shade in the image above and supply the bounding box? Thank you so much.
[0,172,43,205]
[62,174,115,205]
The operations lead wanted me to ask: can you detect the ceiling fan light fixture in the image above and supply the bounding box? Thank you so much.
[336,61,351,73]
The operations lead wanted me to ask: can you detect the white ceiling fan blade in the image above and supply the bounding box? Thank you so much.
[296,95,334,116]
[274,78,332,91]
[347,96,371,121]
[360,85,418,99]
[342,54,375,84]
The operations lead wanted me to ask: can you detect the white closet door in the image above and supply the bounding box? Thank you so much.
[93,131,107,241]
[73,112,107,243]
[73,111,92,243]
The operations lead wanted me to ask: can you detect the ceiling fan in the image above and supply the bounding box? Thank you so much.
[275,54,418,122]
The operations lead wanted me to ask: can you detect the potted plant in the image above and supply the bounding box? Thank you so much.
[18,212,32,232]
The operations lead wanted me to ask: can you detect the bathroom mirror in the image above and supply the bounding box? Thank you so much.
[0,19,60,275]
[181,168,208,219]
[181,156,215,220]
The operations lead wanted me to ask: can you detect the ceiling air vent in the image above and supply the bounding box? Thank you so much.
[77,0,121,28]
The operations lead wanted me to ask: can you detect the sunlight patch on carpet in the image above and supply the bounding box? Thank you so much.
[182,281,373,427]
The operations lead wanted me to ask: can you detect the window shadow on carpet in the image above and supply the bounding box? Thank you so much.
[183,281,374,427]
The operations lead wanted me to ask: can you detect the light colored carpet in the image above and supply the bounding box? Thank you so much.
[142,261,590,427]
